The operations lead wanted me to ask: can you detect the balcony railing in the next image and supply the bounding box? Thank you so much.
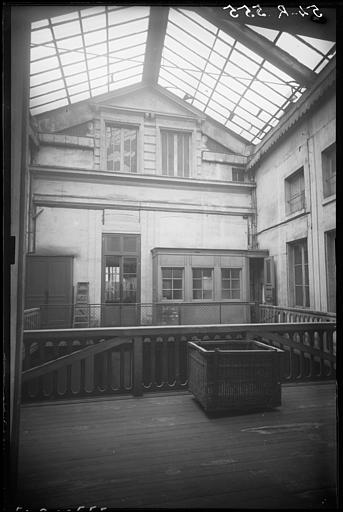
[23,308,41,330]
[257,304,336,323]
[24,302,256,329]
[22,322,336,403]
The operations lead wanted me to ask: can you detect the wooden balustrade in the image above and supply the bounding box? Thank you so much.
[22,322,336,402]
[23,308,41,330]
[257,304,336,324]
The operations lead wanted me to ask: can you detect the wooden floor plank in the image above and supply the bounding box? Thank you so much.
[17,382,337,509]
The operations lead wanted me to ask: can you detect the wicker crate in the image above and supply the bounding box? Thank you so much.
[188,339,283,412]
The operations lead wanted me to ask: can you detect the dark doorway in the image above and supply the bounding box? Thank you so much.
[25,255,73,328]
[102,234,140,326]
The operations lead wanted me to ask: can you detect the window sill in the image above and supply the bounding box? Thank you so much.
[284,207,308,221]
[322,195,336,206]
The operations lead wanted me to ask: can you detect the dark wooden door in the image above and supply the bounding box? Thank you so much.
[25,256,73,328]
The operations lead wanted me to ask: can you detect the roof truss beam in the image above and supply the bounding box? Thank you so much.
[187,7,316,87]
[142,6,169,85]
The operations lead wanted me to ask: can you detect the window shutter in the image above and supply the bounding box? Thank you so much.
[264,256,276,304]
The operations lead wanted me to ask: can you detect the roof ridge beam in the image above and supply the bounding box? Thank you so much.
[187,7,316,87]
[142,6,169,85]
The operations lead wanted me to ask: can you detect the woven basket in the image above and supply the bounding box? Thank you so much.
[188,339,283,412]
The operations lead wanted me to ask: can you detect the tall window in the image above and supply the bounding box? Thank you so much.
[161,131,190,177]
[104,256,137,303]
[162,268,184,300]
[325,230,336,312]
[285,168,305,215]
[192,268,213,300]
[221,268,241,299]
[106,124,137,173]
[232,168,245,182]
[288,239,309,307]
[322,143,336,198]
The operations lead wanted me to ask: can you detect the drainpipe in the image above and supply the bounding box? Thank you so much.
[306,131,321,310]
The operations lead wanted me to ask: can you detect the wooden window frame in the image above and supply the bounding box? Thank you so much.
[285,168,305,215]
[161,129,191,178]
[322,142,336,199]
[192,267,214,301]
[287,239,310,308]
[105,123,138,174]
[100,110,144,174]
[232,168,245,182]
[161,267,184,301]
[221,268,242,300]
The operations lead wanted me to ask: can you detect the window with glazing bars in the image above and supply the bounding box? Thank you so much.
[285,168,305,214]
[232,168,245,182]
[162,267,184,300]
[322,143,336,198]
[192,268,213,300]
[288,239,309,307]
[161,131,190,177]
[106,124,137,173]
[221,268,241,299]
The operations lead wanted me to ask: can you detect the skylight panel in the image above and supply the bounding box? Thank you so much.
[30,45,56,62]
[235,107,264,130]
[235,41,263,63]
[315,59,330,74]
[110,56,144,74]
[256,68,290,97]
[89,66,108,80]
[211,91,235,112]
[31,28,53,45]
[60,50,84,67]
[239,97,260,117]
[205,106,227,124]
[108,18,148,39]
[244,89,278,115]
[112,64,143,83]
[31,19,49,30]
[230,50,260,75]
[109,44,146,62]
[30,88,67,108]
[251,81,287,106]
[215,82,241,104]
[164,35,207,70]
[213,38,232,57]
[31,98,69,116]
[57,35,83,51]
[169,8,216,47]
[245,24,279,42]
[108,32,146,50]
[68,82,89,95]
[30,79,65,99]
[107,6,150,26]
[80,6,106,17]
[63,61,87,76]
[217,31,235,49]
[70,91,91,103]
[84,29,107,46]
[221,76,247,95]
[30,68,62,87]
[276,33,323,70]
[50,12,79,24]
[81,13,107,32]
[179,8,217,34]
[262,61,295,83]
[31,56,59,75]
[53,20,81,40]
[65,72,87,87]
[297,35,335,55]
[167,23,212,60]
[87,56,107,70]
[109,74,142,91]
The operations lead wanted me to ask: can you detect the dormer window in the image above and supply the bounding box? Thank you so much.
[106,124,138,173]
[161,130,190,177]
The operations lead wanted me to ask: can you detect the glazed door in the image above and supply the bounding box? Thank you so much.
[25,256,73,328]
[102,235,140,326]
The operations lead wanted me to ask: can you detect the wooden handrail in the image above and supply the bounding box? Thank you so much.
[23,321,335,339]
[22,337,132,383]
[22,322,336,402]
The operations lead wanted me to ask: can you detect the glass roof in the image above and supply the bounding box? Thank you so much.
[30,6,335,145]
[30,6,150,115]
